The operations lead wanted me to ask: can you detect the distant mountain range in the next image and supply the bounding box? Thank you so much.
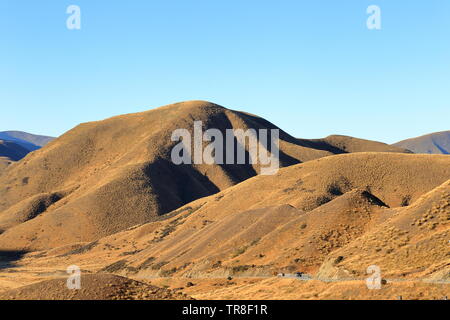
[0,131,55,168]
[393,131,450,154]
[0,139,30,161]
[0,131,54,151]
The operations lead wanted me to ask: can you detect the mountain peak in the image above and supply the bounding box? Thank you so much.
[393,130,450,154]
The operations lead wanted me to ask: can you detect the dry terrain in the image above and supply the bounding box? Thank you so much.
[0,101,409,250]
[0,101,448,300]
[0,157,13,173]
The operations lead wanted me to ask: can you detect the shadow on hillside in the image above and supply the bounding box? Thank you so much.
[0,250,28,270]
[233,110,347,155]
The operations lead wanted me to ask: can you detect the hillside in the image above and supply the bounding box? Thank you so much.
[0,274,191,300]
[0,157,13,173]
[0,154,447,301]
[8,153,449,277]
[317,178,450,281]
[0,101,410,249]
[393,131,450,154]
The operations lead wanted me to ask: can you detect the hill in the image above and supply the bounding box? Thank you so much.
[0,101,410,249]
[317,178,450,281]
[0,274,191,300]
[9,152,449,279]
[393,131,450,154]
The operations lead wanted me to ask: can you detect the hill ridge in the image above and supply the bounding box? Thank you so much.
[0,101,414,250]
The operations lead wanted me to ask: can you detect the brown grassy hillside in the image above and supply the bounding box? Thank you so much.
[0,274,191,300]
[319,135,412,153]
[0,157,13,173]
[0,154,448,300]
[0,101,410,250]
[317,179,450,281]
[11,153,449,279]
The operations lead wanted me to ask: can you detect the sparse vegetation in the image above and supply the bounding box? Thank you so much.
[64,241,99,256]
[101,260,128,273]
[232,238,260,258]
[160,267,177,277]
[0,101,449,301]
[230,265,251,273]
[151,261,169,270]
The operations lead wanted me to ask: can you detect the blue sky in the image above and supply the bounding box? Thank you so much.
[1,0,449,143]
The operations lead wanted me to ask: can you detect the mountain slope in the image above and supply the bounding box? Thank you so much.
[0,274,191,300]
[0,157,13,173]
[85,153,445,277]
[0,101,331,239]
[0,153,450,258]
[7,154,449,292]
[393,131,450,154]
[318,179,450,281]
[0,101,411,249]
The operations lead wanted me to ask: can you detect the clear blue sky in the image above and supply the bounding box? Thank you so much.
[1,0,449,143]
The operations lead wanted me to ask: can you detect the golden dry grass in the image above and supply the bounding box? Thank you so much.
[0,101,448,300]
[0,274,191,300]
[0,157,13,174]
[0,101,410,250]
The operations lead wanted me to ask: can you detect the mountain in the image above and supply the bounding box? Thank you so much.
[393,130,450,154]
[0,101,448,300]
[4,154,448,297]
[1,151,448,253]
[0,131,54,151]
[0,101,411,249]
[24,152,447,272]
